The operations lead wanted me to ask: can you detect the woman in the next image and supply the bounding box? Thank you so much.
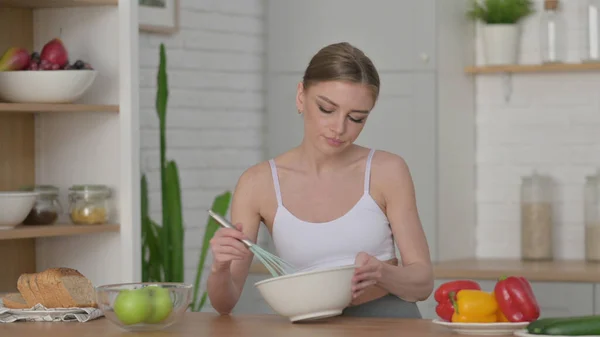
[206,42,434,318]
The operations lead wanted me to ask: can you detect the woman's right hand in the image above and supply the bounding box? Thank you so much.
[209,223,252,273]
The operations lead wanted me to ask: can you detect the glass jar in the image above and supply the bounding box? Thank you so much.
[584,170,600,262]
[581,0,600,62]
[68,185,111,225]
[22,185,62,225]
[540,0,566,64]
[521,171,554,260]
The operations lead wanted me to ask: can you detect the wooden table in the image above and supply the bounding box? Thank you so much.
[0,312,479,336]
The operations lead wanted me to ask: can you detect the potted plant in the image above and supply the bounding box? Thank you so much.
[468,0,535,65]
[140,43,232,312]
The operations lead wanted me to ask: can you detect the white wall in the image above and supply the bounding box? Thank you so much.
[138,0,267,287]
[475,0,600,259]
[136,0,599,289]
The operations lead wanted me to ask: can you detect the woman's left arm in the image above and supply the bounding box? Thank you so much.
[352,152,434,302]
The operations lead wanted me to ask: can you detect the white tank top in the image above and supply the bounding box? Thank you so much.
[268,148,396,273]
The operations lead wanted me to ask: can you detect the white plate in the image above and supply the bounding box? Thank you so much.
[432,319,530,335]
[514,329,600,337]
[0,302,87,318]
[2,307,87,316]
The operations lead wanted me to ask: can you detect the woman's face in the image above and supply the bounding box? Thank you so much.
[296,80,375,155]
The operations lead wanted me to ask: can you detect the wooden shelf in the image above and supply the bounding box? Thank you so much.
[465,62,600,74]
[0,103,118,113]
[0,0,117,8]
[0,223,120,240]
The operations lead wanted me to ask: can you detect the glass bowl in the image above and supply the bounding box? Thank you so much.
[95,282,193,332]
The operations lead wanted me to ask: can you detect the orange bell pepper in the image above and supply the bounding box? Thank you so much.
[449,289,498,323]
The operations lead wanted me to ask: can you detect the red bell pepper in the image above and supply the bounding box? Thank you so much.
[434,280,481,321]
[436,300,455,322]
[494,276,540,322]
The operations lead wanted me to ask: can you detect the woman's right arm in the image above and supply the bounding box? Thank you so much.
[206,165,263,315]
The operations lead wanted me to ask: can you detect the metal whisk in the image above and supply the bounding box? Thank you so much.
[208,210,297,277]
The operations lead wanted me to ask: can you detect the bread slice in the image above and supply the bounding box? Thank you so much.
[30,274,50,308]
[2,292,30,309]
[44,268,97,308]
[16,273,38,307]
[35,270,64,308]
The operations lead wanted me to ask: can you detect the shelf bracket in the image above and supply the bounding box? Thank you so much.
[501,72,513,102]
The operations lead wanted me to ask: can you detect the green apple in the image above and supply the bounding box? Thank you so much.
[113,289,152,325]
[143,285,173,324]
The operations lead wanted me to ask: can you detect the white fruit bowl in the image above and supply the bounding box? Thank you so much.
[0,192,38,229]
[0,70,96,103]
[254,264,356,322]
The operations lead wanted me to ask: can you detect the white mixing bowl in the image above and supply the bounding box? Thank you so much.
[0,70,96,103]
[254,264,356,322]
[0,192,38,229]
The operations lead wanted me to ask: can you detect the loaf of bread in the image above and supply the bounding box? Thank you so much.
[1,267,97,309]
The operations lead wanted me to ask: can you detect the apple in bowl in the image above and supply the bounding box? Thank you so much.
[96,282,192,332]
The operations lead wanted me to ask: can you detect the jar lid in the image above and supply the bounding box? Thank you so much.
[544,0,558,10]
[69,185,111,198]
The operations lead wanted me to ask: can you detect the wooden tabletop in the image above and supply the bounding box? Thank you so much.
[250,258,600,282]
[0,313,481,337]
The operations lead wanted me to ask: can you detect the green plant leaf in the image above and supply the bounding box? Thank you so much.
[141,174,149,282]
[190,191,232,311]
[166,160,185,282]
[141,174,163,282]
[195,291,208,312]
[156,43,168,125]
[157,42,171,281]
[467,0,534,24]
[147,219,164,282]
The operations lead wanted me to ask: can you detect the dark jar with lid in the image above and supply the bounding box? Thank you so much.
[22,185,62,225]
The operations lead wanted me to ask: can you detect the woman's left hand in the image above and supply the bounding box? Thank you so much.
[352,252,384,299]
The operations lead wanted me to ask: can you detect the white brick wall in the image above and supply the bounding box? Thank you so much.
[475,0,600,259]
[139,0,267,289]
[138,0,600,282]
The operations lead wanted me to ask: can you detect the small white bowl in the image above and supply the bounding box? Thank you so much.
[254,264,356,322]
[0,70,97,103]
[0,192,38,229]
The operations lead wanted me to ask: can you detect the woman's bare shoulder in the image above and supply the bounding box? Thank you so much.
[369,150,414,196]
[371,150,411,177]
[235,160,274,193]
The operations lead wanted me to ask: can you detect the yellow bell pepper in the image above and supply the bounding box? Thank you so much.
[497,309,509,322]
[450,289,498,323]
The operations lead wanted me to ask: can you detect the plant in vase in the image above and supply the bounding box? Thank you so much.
[140,43,232,312]
[467,0,535,65]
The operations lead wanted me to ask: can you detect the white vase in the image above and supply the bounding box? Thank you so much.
[481,24,521,65]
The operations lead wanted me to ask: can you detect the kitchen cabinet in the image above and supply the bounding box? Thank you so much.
[266,0,436,73]
[264,0,477,262]
[0,1,139,292]
[418,279,598,320]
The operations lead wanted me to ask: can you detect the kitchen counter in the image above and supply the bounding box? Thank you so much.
[0,313,489,336]
[431,258,600,282]
[250,258,600,282]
